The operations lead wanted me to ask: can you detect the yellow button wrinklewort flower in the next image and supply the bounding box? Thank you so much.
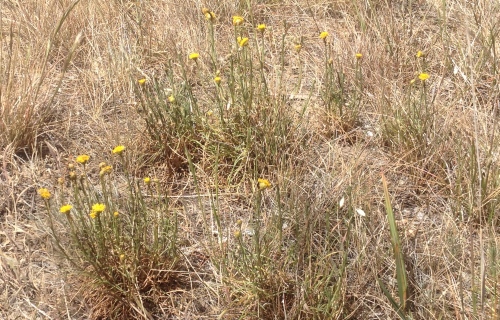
[138,78,146,86]
[418,73,430,81]
[76,154,90,165]
[257,24,266,33]
[168,95,176,103]
[319,31,329,39]
[38,188,51,200]
[189,52,200,61]
[232,15,244,26]
[92,203,106,213]
[119,254,125,262]
[237,36,249,47]
[99,165,112,176]
[112,145,125,155]
[294,44,302,53]
[416,50,424,58]
[60,204,73,214]
[113,211,119,217]
[355,53,363,59]
[202,8,216,21]
[214,76,221,85]
[144,177,151,185]
[89,211,97,219]
[258,178,272,190]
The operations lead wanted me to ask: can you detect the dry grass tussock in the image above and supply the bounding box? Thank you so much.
[2,0,500,318]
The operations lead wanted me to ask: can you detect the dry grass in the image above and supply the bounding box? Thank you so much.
[2,0,500,318]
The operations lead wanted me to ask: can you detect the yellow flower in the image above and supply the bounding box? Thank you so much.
[232,15,244,26]
[168,95,175,103]
[189,52,200,60]
[355,53,363,59]
[206,110,214,116]
[112,145,125,155]
[92,203,106,213]
[68,163,75,170]
[144,177,151,185]
[202,8,216,21]
[138,78,146,86]
[237,37,249,47]
[99,162,107,169]
[257,24,266,32]
[258,178,272,190]
[294,44,302,53]
[416,50,424,58]
[38,188,51,200]
[319,31,329,39]
[89,211,97,219]
[99,165,112,176]
[214,76,221,85]
[60,204,73,214]
[119,254,125,262]
[234,230,242,239]
[418,73,430,81]
[76,154,90,165]
[113,211,119,217]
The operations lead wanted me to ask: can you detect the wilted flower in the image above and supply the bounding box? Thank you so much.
[76,154,90,165]
[112,145,125,155]
[38,188,51,200]
[202,8,216,21]
[99,165,112,176]
[119,254,125,262]
[113,211,119,217]
[258,178,272,190]
[189,52,200,60]
[319,31,329,39]
[138,78,146,86]
[232,15,244,26]
[89,211,97,219]
[168,95,175,103]
[294,44,302,53]
[60,204,73,214]
[418,73,430,81]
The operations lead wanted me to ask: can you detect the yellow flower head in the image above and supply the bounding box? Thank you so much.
[99,162,107,169]
[234,230,242,239]
[237,37,249,47]
[258,178,272,190]
[189,52,200,61]
[206,110,214,116]
[214,76,221,85]
[319,31,329,39]
[257,24,266,32]
[144,177,151,185]
[138,78,146,86]
[60,204,73,214]
[113,211,119,217]
[112,145,125,155]
[233,16,244,26]
[119,254,125,262]
[355,53,363,59]
[99,165,112,176]
[38,188,51,200]
[294,44,302,53]
[416,50,424,58]
[168,95,175,103]
[76,154,90,165]
[89,211,97,219]
[92,203,106,213]
[418,73,430,81]
[202,8,216,21]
